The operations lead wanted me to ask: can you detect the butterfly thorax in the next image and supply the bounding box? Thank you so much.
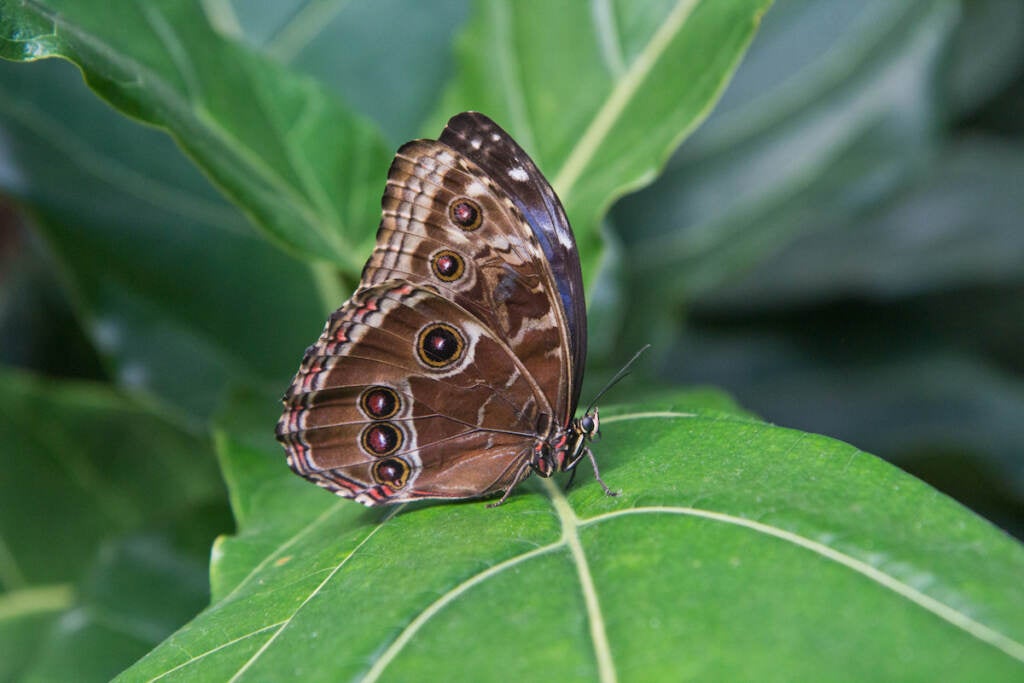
[531,409,600,477]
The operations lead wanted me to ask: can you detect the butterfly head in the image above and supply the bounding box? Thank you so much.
[577,408,600,441]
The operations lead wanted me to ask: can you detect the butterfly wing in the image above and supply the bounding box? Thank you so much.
[277,282,550,504]
[278,112,587,505]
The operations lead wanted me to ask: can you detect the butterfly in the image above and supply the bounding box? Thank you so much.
[275,112,616,506]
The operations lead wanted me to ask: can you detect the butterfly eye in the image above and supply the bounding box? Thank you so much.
[448,198,482,231]
[373,458,410,489]
[361,422,403,456]
[416,323,465,368]
[360,386,399,419]
[431,249,466,282]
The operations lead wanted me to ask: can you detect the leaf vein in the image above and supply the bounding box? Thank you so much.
[553,0,700,198]
[544,478,618,683]
[146,621,287,682]
[581,506,1024,663]
[226,507,402,681]
[361,539,564,682]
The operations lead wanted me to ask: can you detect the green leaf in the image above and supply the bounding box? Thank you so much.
[616,0,957,299]
[0,0,391,273]
[0,585,72,681]
[119,393,1024,681]
[0,56,328,420]
[945,0,1024,116]
[0,226,105,380]
[232,0,470,146]
[0,369,222,586]
[18,530,222,683]
[0,368,229,679]
[434,0,773,284]
[694,136,1024,308]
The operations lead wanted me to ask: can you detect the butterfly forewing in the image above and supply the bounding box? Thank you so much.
[363,136,575,420]
[440,113,587,412]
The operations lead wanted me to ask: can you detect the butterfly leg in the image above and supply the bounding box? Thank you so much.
[563,465,579,492]
[584,447,619,498]
[487,459,534,508]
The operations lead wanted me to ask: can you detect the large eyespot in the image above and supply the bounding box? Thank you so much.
[373,458,410,489]
[431,249,465,283]
[360,422,403,456]
[416,323,465,368]
[360,386,399,419]
[448,198,482,231]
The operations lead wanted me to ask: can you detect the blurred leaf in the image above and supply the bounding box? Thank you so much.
[668,324,1024,489]
[0,368,222,585]
[0,57,327,421]
[230,0,470,145]
[0,585,71,681]
[0,367,228,679]
[0,218,105,380]
[434,0,773,285]
[945,0,1024,116]
[0,0,390,272]
[699,136,1024,308]
[120,393,1024,681]
[18,529,222,683]
[616,0,956,298]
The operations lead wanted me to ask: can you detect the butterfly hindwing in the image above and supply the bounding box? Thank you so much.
[278,282,547,503]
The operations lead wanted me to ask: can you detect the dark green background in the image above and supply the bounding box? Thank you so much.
[1,0,1022,681]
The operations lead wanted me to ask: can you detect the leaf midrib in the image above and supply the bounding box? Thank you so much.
[552,0,700,199]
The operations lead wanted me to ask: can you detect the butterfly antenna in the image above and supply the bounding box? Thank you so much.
[584,344,652,415]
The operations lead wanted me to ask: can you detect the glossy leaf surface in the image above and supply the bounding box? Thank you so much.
[119,393,1024,682]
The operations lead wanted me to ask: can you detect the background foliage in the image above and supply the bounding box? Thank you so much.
[0,0,1022,681]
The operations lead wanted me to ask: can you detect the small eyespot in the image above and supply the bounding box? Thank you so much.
[416,323,465,368]
[360,386,399,419]
[449,198,482,231]
[361,422,403,456]
[431,250,466,282]
[373,458,410,489]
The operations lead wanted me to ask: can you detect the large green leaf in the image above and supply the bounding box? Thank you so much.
[0,369,222,586]
[434,0,773,284]
[118,392,1024,681]
[0,0,390,273]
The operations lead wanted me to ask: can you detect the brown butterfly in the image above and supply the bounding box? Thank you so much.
[275,112,615,506]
